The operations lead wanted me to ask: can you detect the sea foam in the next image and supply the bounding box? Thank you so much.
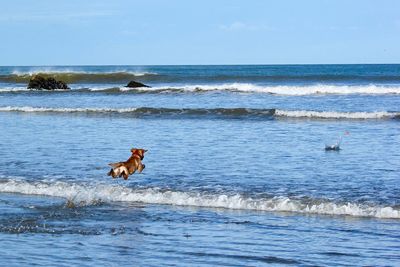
[139,83,400,95]
[2,83,400,95]
[274,110,398,119]
[1,179,399,219]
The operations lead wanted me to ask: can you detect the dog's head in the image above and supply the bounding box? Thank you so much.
[130,148,148,160]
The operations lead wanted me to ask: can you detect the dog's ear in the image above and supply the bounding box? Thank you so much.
[144,149,148,153]
[130,148,137,153]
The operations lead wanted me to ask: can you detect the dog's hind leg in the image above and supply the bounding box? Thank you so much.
[118,166,129,180]
[107,168,117,178]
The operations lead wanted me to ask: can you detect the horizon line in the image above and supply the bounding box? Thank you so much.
[1,63,400,67]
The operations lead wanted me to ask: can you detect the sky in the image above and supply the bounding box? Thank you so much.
[0,0,399,65]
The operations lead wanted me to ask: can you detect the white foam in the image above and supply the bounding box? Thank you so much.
[1,179,399,219]
[275,109,398,119]
[0,86,118,92]
[10,69,155,76]
[0,87,30,92]
[145,83,400,95]
[0,106,138,113]
[2,83,400,95]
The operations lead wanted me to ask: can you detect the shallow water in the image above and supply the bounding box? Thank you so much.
[0,65,400,266]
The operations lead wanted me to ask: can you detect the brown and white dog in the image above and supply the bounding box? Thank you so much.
[107,148,147,180]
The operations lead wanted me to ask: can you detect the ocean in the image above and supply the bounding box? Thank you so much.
[0,64,399,266]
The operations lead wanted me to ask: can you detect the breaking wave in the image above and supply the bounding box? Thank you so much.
[0,106,142,114]
[274,110,399,119]
[0,106,398,120]
[143,84,400,95]
[2,83,400,95]
[0,70,157,83]
[85,84,400,95]
[0,179,399,219]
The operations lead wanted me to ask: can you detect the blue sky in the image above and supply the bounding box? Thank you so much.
[0,0,399,65]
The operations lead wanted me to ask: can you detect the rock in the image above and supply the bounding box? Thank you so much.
[65,200,76,209]
[325,144,341,151]
[126,80,150,88]
[28,75,70,90]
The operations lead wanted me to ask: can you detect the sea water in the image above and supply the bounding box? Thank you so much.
[0,65,399,266]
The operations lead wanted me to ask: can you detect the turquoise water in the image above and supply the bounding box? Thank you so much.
[0,65,400,266]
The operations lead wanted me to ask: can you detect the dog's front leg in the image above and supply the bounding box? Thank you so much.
[137,164,145,173]
[128,166,137,175]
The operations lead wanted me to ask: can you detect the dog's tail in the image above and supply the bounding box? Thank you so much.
[108,162,123,168]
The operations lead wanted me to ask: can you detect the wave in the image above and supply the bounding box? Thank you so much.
[139,84,400,95]
[2,83,400,95]
[0,106,276,118]
[0,179,399,219]
[0,70,157,84]
[193,74,400,83]
[274,110,399,120]
[85,84,400,95]
[0,106,144,114]
[0,106,398,120]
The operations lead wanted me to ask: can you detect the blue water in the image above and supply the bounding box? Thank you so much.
[0,65,400,266]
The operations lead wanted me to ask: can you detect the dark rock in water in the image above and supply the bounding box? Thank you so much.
[325,144,341,151]
[65,200,76,209]
[126,80,150,88]
[28,75,70,90]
